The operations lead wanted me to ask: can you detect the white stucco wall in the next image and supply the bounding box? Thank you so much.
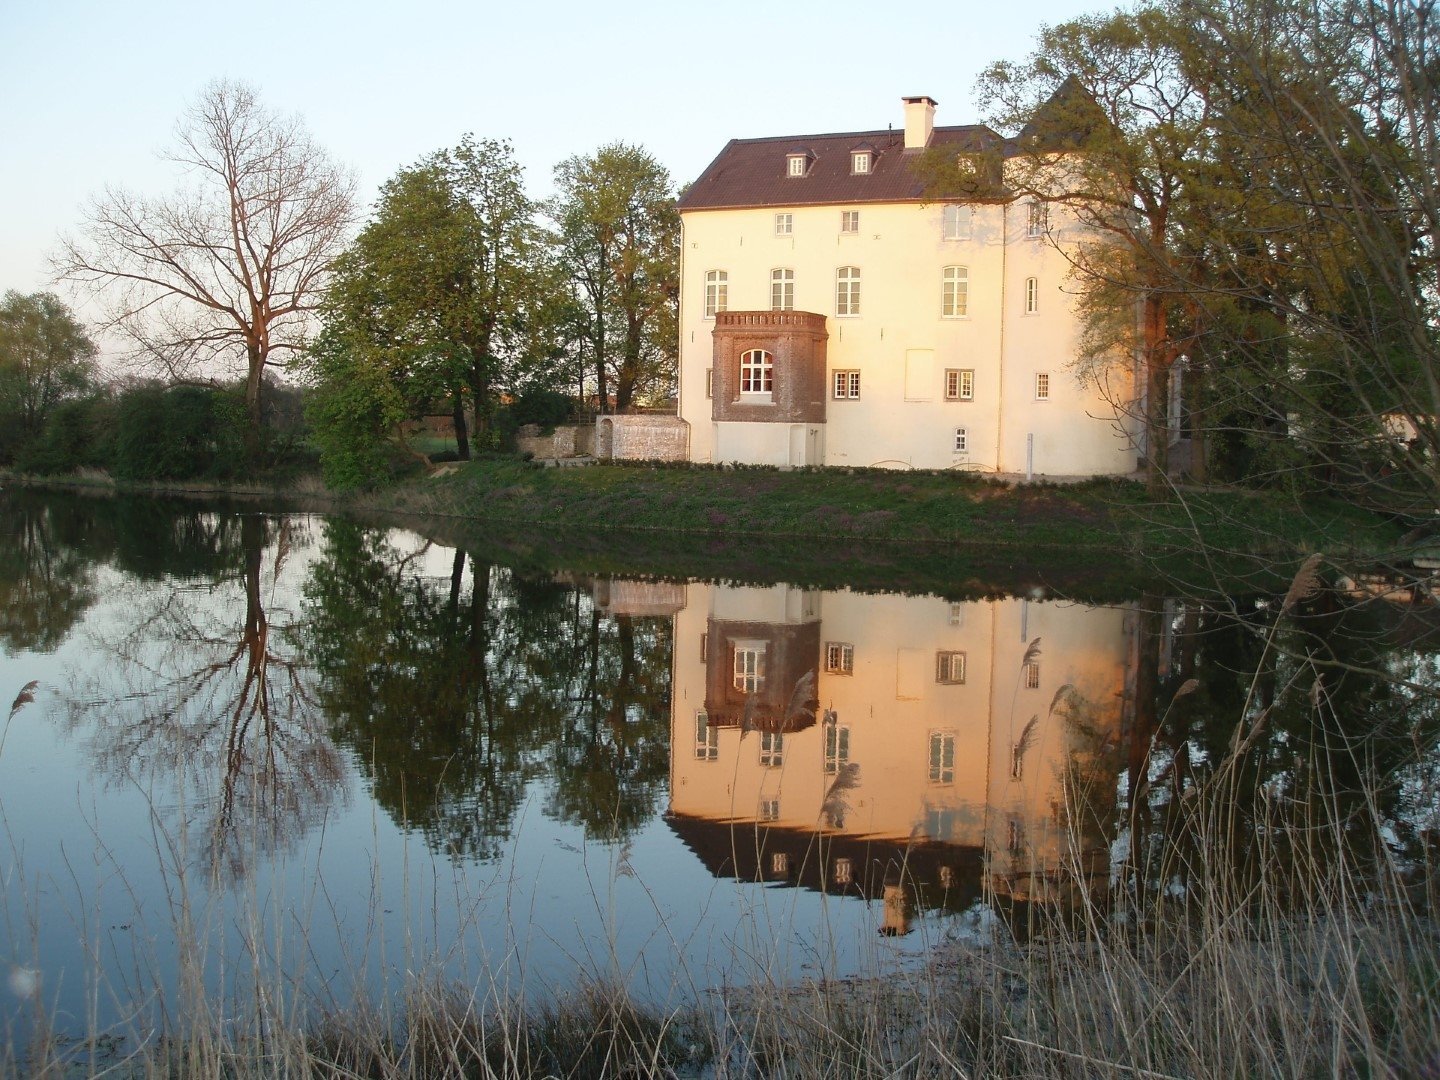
[678,198,1138,474]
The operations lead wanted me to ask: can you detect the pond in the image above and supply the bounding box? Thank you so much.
[1,490,1436,1060]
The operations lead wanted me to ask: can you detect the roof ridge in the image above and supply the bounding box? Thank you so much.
[727,123,995,146]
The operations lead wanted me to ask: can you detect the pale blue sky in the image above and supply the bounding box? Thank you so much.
[1,0,1106,306]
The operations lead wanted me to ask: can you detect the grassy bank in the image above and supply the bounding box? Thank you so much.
[3,458,1409,597]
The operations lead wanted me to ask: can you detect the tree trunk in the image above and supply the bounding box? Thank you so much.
[245,344,265,459]
[1143,295,1171,492]
[451,390,471,460]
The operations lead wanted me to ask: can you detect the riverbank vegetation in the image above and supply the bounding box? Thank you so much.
[10,748,1436,1078]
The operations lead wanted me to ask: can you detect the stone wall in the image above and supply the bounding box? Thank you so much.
[595,415,689,461]
[515,424,595,459]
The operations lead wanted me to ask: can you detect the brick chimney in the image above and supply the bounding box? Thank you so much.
[902,95,937,149]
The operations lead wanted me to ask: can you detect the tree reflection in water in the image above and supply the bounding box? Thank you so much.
[63,511,343,881]
[300,521,672,859]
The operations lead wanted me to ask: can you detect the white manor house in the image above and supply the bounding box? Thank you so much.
[673,94,1139,475]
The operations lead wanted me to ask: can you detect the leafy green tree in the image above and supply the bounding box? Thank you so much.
[307,137,551,473]
[551,144,680,413]
[56,80,356,455]
[1173,0,1438,505]
[972,8,1213,488]
[0,291,96,463]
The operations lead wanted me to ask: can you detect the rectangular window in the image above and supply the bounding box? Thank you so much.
[705,368,712,399]
[1025,660,1041,689]
[954,427,968,454]
[733,643,766,693]
[824,641,854,674]
[832,370,860,399]
[945,368,974,401]
[770,268,794,311]
[1027,200,1047,238]
[941,266,969,318]
[824,716,851,775]
[851,152,871,174]
[774,212,793,235]
[1025,276,1039,314]
[928,731,956,784]
[788,155,807,177]
[694,710,718,761]
[948,603,966,626]
[1035,372,1050,400]
[840,210,859,234]
[760,730,783,768]
[936,650,967,684]
[704,270,727,318]
[836,267,861,316]
[942,204,972,240]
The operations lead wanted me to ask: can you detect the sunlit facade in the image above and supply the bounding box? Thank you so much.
[676,95,1139,474]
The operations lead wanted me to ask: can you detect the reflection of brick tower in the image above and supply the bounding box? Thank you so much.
[703,616,822,733]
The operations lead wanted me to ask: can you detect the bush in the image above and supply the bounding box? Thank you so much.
[506,387,575,433]
[111,384,248,481]
[17,395,115,474]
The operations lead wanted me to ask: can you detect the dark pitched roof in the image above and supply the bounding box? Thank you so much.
[1010,75,1113,154]
[678,124,1003,212]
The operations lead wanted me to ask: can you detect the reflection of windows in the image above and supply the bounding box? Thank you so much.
[936,650,967,684]
[824,715,851,774]
[836,266,861,316]
[760,730,784,768]
[926,807,958,842]
[700,632,707,661]
[938,864,955,889]
[948,603,966,626]
[834,857,853,885]
[929,731,956,783]
[1025,660,1041,689]
[945,368,974,401]
[942,204,972,240]
[771,851,789,875]
[1010,742,1025,780]
[942,266,969,317]
[760,798,780,821]
[694,710,718,761]
[832,370,861,399]
[740,350,773,395]
[1008,818,1025,853]
[704,270,728,317]
[771,268,794,311]
[825,642,854,674]
[733,643,766,693]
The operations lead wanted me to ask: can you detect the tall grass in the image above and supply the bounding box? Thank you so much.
[6,741,1434,1078]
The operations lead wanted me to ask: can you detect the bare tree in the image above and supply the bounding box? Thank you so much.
[56,80,356,448]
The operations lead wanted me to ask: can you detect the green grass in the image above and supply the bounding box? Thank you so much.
[376,459,1401,570]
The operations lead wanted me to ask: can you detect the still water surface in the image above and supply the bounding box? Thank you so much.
[1,491,1435,1046]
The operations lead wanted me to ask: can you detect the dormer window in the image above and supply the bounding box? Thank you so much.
[851,151,872,174]
[787,153,809,178]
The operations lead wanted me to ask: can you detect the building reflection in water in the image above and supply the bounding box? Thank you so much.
[661,582,1140,935]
